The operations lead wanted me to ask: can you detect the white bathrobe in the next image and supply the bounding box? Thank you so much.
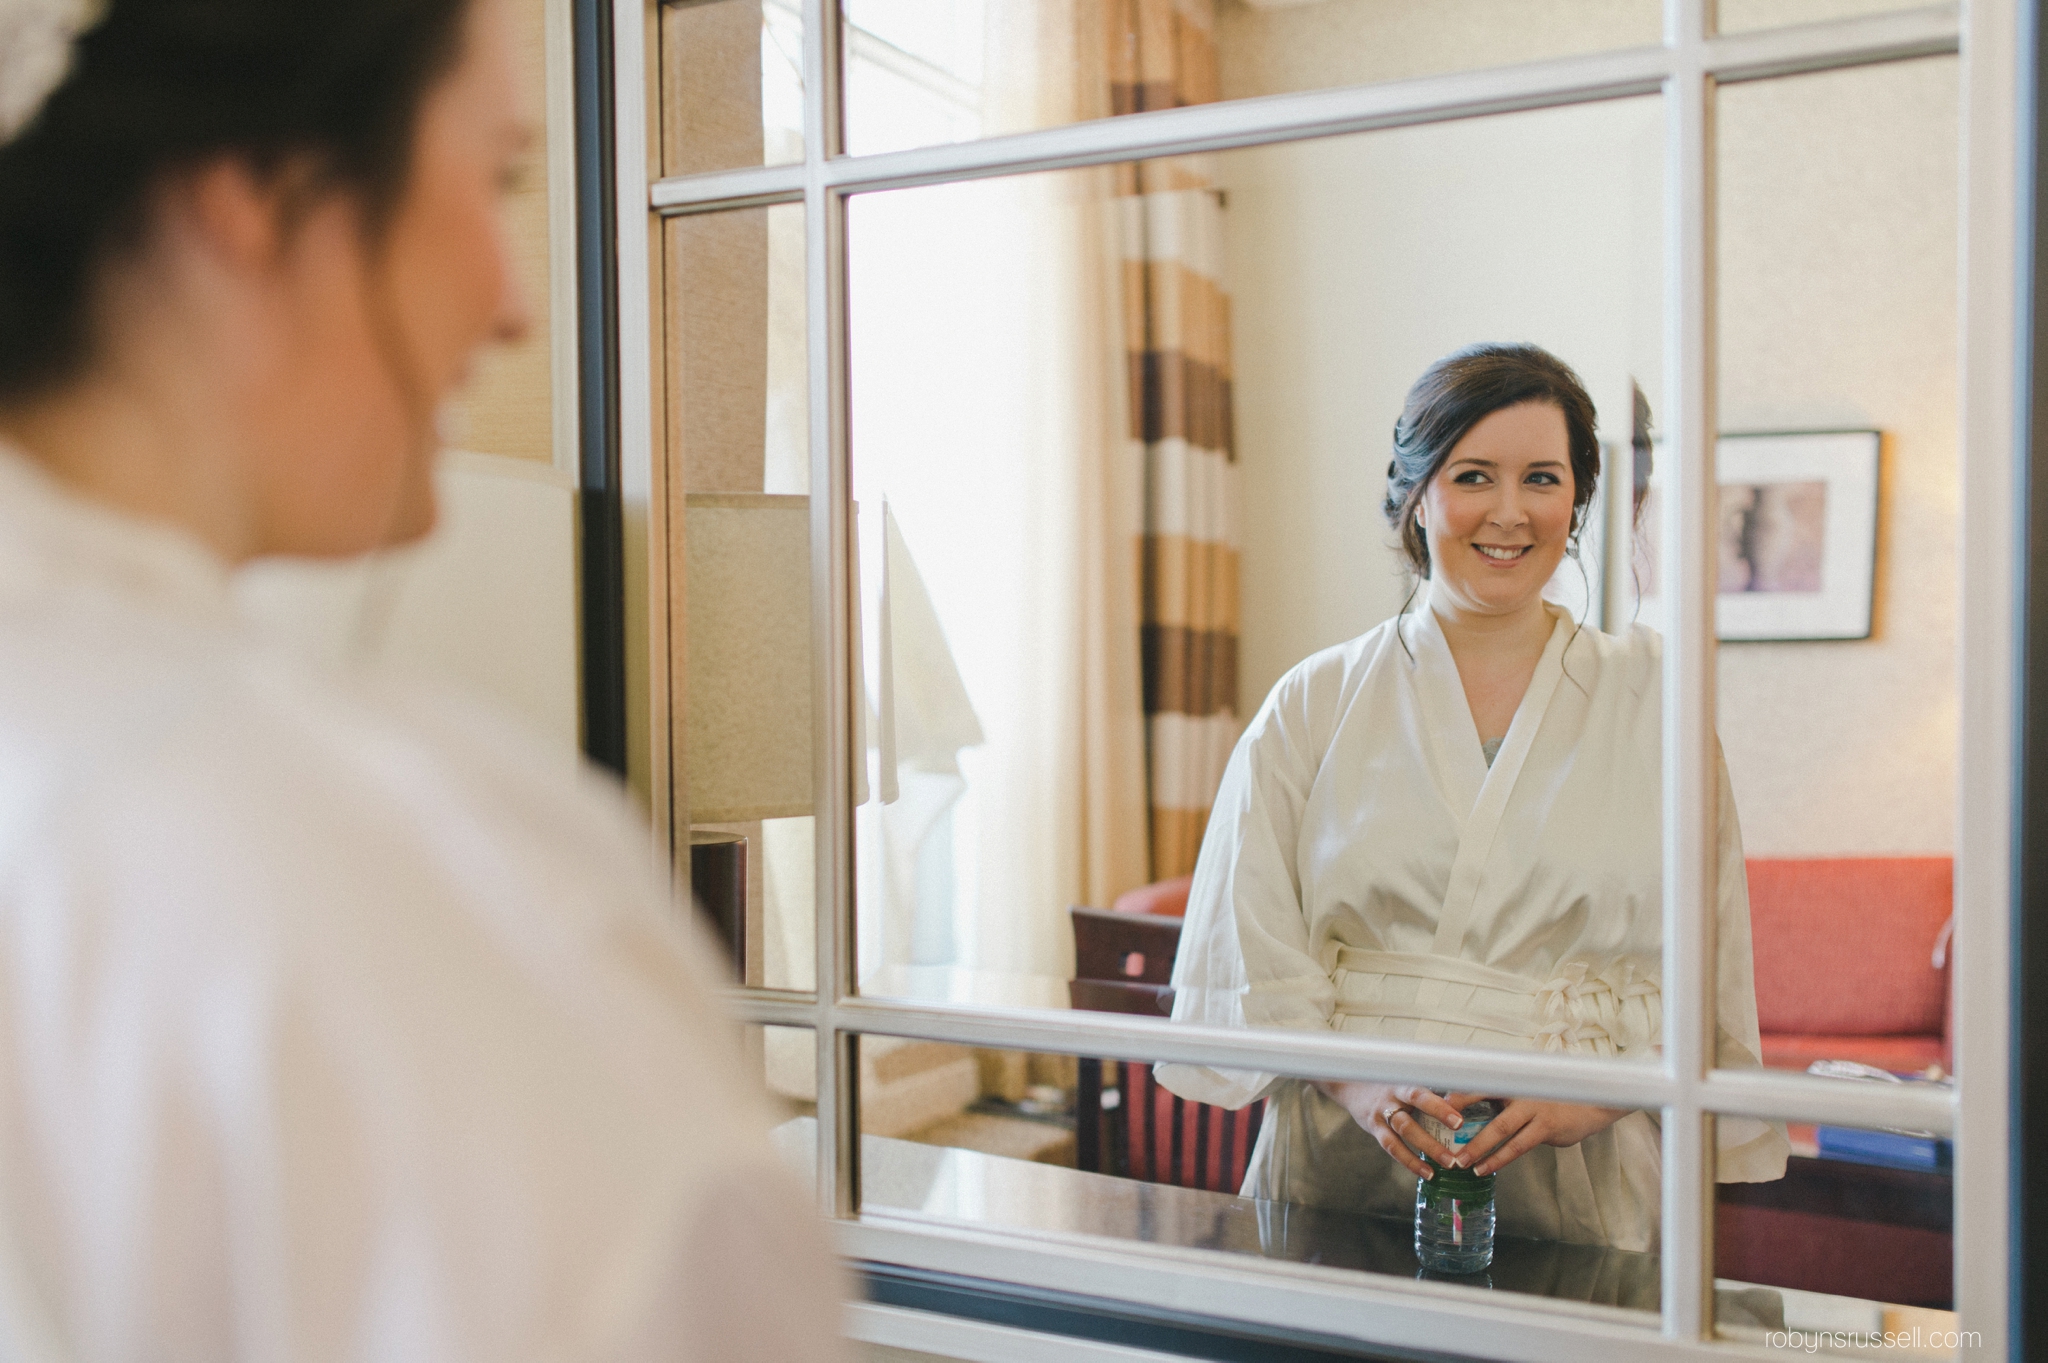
[1159,596,1787,1252]
[0,451,844,1362]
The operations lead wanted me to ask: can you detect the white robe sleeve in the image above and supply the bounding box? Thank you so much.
[0,677,852,1362]
[1158,668,1336,1109]
[1711,748,1793,1183]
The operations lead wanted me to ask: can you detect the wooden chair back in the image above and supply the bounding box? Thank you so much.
[1068,903,1263,1194]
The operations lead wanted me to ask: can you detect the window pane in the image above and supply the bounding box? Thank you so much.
[668,203,815,991]
[1706,58,1958,1089]
[838,1036,1681,1315]
[661,0,804,176]
[840,0,1660,156]
[1713,1115,1962,1357]
[849,98,1668,1037]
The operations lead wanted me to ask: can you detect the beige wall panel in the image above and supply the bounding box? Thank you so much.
[666,212,771,493]
[1216,0,1656,103]
[661,0,765,177]
[656,0,776,888]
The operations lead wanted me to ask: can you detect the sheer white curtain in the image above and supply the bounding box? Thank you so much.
[848,10,1147,985]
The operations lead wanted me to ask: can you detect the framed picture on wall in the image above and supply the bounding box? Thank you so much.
[1713,430,1880,641]
[1634,430,1881,642]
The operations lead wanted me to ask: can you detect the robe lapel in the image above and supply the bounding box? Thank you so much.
[1404,606,1487,833]
[1426,604,1574,960]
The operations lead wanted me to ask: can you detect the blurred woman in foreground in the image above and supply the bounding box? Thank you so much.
[0,1,843,1356]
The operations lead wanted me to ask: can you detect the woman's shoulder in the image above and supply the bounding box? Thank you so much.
[1560,617,1663,699]
[1238,617,1407,762]
[1273,616,1403,693]
[5,626,668,943]
[0,625,752,1103]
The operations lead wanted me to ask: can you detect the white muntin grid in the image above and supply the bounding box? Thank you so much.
[610,0,2012,1355]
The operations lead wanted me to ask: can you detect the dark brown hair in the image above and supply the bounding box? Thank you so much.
[0,0,473,403]
[1381,342,1602,578]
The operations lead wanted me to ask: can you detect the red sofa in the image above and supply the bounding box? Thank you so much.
[1746,856,1953,1075]
[1118,859,1957,1076]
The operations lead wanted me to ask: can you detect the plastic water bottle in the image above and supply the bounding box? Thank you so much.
[1413,1099,1497,1274]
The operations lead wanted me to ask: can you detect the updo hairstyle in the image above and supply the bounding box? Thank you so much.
[1381,342,1602,579]
[0,0,472,404]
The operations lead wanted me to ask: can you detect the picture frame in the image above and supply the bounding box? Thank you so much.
[1634,430,1881,642]
[1712,430,1880,642]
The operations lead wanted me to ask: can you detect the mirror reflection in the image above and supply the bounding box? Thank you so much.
[1711,56,1959,1081]
[851,97,1667,1004]
[848,95,1731,1254]
[830,1039,1663,1315]
[1716,1112,1958,1356]
[842,53,1958,1320]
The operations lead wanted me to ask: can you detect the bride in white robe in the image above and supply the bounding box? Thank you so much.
[1159,347,1786,1253]
[0,2,844,1357]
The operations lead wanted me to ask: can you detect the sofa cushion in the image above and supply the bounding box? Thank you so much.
[1747,857,1951,1038]
[1759,1031,1945,1075]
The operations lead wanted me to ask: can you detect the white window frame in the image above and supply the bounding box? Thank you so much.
[612,1,2013,1354]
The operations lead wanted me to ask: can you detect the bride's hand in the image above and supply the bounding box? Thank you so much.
[1312,1082,1468,1180]
[1448,1098,1631,1177]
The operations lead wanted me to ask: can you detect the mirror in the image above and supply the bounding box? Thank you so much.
[1704,55,1961,1343]
[846,98,1685,1269]
[839,49,1960,1325]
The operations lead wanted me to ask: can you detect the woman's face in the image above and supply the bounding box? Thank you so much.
[1417,400,1578,617]
[251,0,529,557]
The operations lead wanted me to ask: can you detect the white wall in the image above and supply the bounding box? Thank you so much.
[1218,97,1665,712]
[234,453,583,756]
[1714,57,1960,856]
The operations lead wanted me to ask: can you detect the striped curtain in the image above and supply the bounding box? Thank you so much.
[1107,0,1240,882]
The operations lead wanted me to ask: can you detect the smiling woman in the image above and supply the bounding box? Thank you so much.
[1158,342,1788,1253]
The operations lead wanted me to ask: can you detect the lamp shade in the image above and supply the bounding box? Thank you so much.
[685,492,813,822]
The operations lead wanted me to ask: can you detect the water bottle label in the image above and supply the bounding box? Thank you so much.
[1418,1101,1494,1152]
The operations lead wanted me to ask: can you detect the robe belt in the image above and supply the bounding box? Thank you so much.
[1324,948,1663,1056]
